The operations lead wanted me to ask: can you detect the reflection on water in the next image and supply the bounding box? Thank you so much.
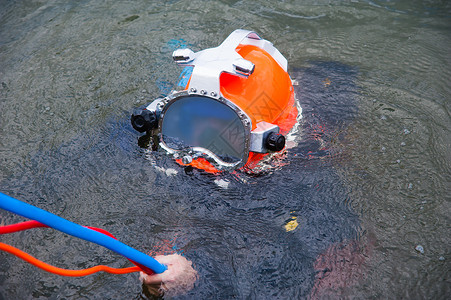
[1,0,449,299]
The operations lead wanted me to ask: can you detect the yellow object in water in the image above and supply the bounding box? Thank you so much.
[285,217,298,232]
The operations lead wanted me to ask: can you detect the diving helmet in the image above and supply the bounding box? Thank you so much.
[131,29,298,172]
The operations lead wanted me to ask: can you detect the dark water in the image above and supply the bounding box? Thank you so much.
[1,0,449,299]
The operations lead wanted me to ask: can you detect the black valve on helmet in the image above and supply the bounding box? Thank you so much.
[266,132,285,152]
[131,108,158,133]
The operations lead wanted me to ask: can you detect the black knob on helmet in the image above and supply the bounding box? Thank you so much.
[131,108,157,133]
[266,132,285,152]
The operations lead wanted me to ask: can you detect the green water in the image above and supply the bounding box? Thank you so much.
[1,0,449,299]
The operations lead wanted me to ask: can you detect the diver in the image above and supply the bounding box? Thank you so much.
[130,30,368,298]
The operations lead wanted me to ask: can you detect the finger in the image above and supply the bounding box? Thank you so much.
[142,273,164,285]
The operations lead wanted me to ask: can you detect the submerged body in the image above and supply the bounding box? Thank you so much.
[136,61,367,298]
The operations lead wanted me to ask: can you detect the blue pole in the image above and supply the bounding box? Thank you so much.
[0,192,167,274]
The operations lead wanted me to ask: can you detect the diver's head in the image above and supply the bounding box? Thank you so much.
[131,29,299,173]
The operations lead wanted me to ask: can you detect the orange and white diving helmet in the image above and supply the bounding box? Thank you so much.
[131,29,299,173]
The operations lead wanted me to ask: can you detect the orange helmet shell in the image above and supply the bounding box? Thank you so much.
[220,44,296,131]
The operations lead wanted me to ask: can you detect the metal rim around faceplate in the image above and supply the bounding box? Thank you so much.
[156,89,252,170]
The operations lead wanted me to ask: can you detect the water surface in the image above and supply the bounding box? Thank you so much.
[1,0,449,299]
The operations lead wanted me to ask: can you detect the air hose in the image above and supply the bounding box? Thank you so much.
[0,241,141,276]
[0,192,167,275]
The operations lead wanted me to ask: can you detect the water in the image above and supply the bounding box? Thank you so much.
[0,0,449,299]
